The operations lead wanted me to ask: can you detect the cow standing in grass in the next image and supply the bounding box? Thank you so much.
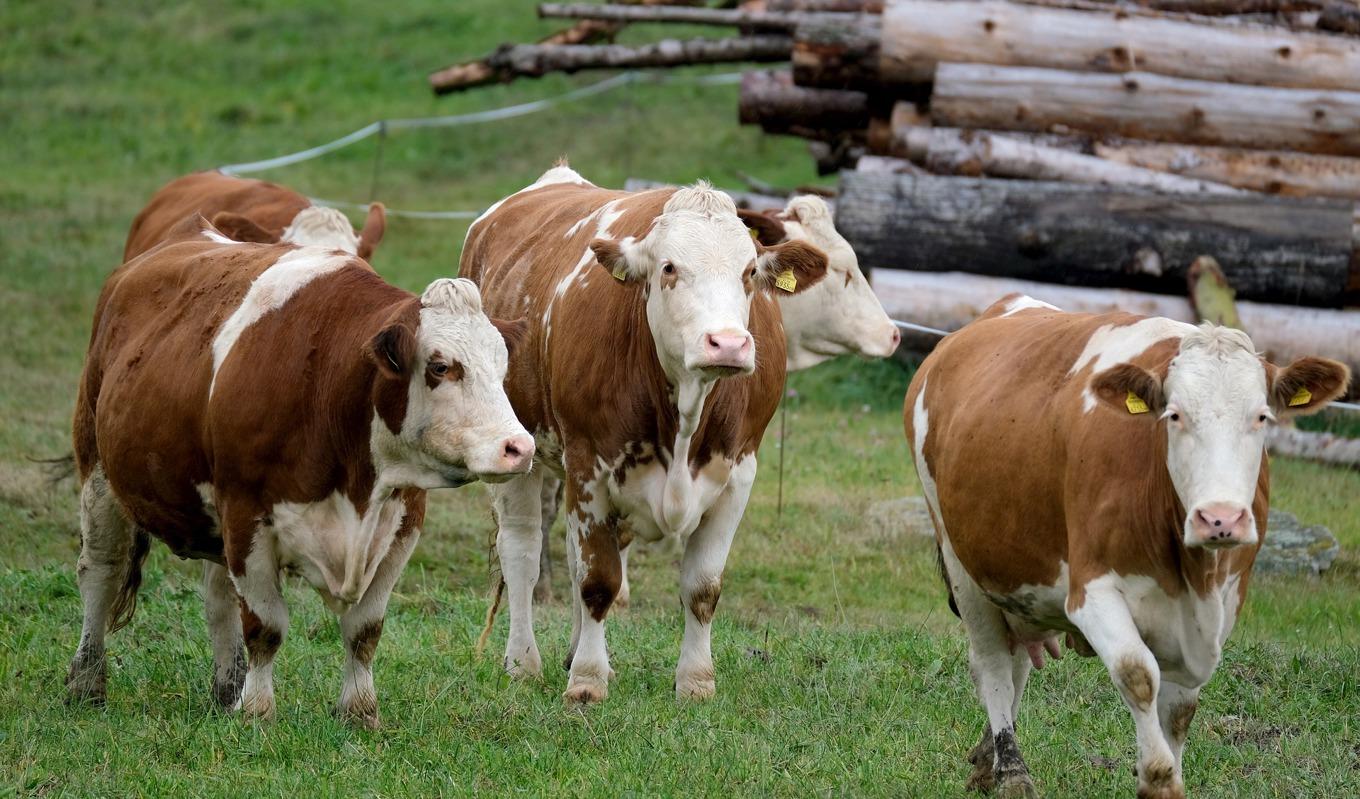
[529,193,902,604]
[68,215,532,726]
[124,170,386,262]
[461,165,827,702]
[905,295,1349,798]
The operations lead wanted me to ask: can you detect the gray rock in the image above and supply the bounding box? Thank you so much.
[1256,509,1340,575]
[866,496,936,541]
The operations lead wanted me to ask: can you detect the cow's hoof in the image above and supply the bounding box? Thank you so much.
[964,764,995,793]
[1136,759,1181,799]
[563,679,608,705]
[336,707,381,730]
[239,692,276,722]
[65,663,107,707]
[504,650,543,680]
[1136,782,1184,799]
[996,774,1038,799]
[675,675,716,701]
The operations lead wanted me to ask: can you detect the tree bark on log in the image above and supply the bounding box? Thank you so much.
[1266,426,1360,469]
[739,70,871,137]
[871,269,1360,376]
[770,0,883,11]
[837,171,1355,306]
[894,126,1246,193]
[432,36,792,94]
[1093,141,1360,200]
[931,63,1360,157]
[1319,2,1360,34]
[791,15,884,89]
[879,1,1360,89]
[538,3,827,29]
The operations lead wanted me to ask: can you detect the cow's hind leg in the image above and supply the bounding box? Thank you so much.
[534,475,562,604]
[67,466,146,705]
[493,469,546,678]
[1156,681,1198,787]
[563,476,621,704]
[335,524,420,729]
[941,538,1037,798]
[202,561,246,708]
[230,529,289,722]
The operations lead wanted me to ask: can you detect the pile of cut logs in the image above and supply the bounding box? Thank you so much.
[432,0,1360,388]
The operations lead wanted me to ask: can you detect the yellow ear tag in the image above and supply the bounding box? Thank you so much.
[611,263,627,281]
[1288,386,1312,407]
[748,227,758,240]
[1125,391,1150,414]
[775,268,797,293]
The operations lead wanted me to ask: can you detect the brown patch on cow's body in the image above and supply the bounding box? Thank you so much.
[1116,655,1155,711]
[1170,699,1197,741]
[350,620,384,665]
[124,172,313,260]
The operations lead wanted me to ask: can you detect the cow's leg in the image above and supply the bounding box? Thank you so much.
[1071,588,1180,799]
[1157,680,1199,786]
[965,724,996,792]
[674,457,755,701]
[230,528,289,722]
[202,561,246,709]
[940,538,1036,798]
[563,478,621,704]
[563,520,583,672]
[534,475,562,604]
[67,467,141,705]
[492,469,546,678]
[335,525,420,729]
[614,530,634,609]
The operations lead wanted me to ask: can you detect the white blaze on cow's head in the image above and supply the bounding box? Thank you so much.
[367,278,533,487]
[739,196,899,371]
[281,204,387,261]
[1091,324,1349,550]
[590,183,828,380]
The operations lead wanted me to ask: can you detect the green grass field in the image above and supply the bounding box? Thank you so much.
[3,2,1358,796]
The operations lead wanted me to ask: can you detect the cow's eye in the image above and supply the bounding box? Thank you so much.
[1258,414,1270,424]
[429,362,448,377]
[661,262,675,275]
[1169,412,1180,422]
[747,267,757,279]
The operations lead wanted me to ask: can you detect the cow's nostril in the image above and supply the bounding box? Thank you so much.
[505,441,522,457]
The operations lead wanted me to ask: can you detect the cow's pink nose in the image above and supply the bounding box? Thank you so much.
[889,327,901,350]
[499,434,535,472]
[702,332,752,368]
[1190,502,1251,546]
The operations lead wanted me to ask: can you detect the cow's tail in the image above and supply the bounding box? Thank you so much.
[474,576,505,658]
[936,540,960,619]
[107,530,151,634]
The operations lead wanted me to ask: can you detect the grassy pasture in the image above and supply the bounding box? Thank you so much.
[2,2,1358,796]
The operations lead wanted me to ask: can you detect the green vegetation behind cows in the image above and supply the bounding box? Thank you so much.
[2,2,1358,796]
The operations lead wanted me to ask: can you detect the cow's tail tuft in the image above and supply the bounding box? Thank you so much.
[474,576,505,658]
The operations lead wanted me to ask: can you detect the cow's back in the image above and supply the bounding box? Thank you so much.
[124,172,309,260]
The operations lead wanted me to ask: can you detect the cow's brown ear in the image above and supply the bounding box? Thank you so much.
[1267,356,1351,416]
[210,212,275,244]
[590,238,646,283]
[755,239,828,295]
[491,317,529,358]
[737,209,787,246]
[357,202,386,261]
[366,322,416,379]
[1090,363,1166,417]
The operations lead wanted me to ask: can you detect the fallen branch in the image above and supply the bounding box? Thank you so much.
[1267,426,1360,469]
[538,3,822,29]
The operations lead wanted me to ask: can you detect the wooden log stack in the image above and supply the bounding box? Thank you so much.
[431,0,1360,317]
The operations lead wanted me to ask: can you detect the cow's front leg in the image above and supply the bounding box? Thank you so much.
[492,469,546,678]
[534,474,562,604]
[335,520,421,729]
[1157,680,1199,785]
[563,478,621,704]
[1071,586,1181,799]
[675,457,755,700]
[226,514,289,722]
[202,561,246,708]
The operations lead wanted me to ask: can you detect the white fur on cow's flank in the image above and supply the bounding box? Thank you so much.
[1000,295,1060,317]
[1068,316,1196,412]
[775,195,898,370]
[281,206,361,254]
[209,247,352,397]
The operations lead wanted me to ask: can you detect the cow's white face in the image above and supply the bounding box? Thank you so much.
[1092,325,1349,549]
[282,207,362,254]
[369,278,533,487]
[762,196,900,371]
[591,185,828,383]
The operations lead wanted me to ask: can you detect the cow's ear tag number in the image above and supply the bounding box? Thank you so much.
[1125,391,1150,414]
[775,269,797,293]
[1288,386,1312,407]
[612,264,627,281]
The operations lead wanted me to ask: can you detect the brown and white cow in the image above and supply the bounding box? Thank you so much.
[460,164,827,702]
[123,170,385,262]
[68,215,532,726]
[527,193,902,605]
[905,295,1349,798]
